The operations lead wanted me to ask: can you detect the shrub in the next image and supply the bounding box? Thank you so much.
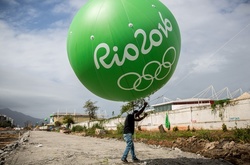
[54,121,62,127]
[92,123,103,129]
[72,125,85,132]
[211,99,230,110]
[222,123,228,132]
[198,130,212,141]
[173,126,179,132]
[87,123,104,135]
[116,122,124,134]
[233,126,250,143]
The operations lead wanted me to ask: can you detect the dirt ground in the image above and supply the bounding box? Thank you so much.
[4,131,233,165]
[0,132,19,149]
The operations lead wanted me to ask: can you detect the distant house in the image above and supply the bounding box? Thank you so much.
[0,114,14,126]
[152,98,214,112]
[50,112,89,124]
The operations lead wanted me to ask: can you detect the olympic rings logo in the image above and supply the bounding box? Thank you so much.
[117,46,176,91]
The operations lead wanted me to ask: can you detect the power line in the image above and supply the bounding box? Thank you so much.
[149,23,250,103]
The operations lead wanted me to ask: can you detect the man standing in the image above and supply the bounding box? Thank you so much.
[121,102,148,163]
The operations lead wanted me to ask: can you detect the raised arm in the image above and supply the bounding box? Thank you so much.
[134,112,148,121]
[135,102,148,117]
[134,102,148,121]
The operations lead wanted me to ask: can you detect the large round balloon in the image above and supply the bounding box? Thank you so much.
[67,0,181,101]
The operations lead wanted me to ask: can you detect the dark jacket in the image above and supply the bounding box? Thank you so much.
[123,114,136,134]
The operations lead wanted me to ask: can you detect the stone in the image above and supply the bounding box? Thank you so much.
[95,129,105,135]
[158,124,166,133]
[204,141,219,150]
[222,141,235,150]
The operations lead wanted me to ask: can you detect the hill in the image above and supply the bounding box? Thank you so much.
[0,108,42,127]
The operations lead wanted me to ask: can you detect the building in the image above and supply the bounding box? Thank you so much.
[152,98,214,112]
[0,114,14,126]
[50,112,90,124]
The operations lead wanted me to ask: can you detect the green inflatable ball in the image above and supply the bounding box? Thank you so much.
[67,0,181,101]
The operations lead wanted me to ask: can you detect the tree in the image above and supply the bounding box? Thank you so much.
[120,99,145,115]
[54,121,62,127]
[120,102,133,115]
[0,120,11,127]
[83,100,99,120]
[63,115,74,128]
[24,120,33,129]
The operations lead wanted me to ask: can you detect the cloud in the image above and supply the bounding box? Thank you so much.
[0,0,249,118]
[0,12,123,118]
[149,0,250,101]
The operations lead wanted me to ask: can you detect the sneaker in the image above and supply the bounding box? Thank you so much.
[121,158,128,163]
[133,158,140,162]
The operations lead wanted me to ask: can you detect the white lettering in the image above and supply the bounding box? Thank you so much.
[158,12,172,38]
[94,11,173,69]
[123,43,139,61]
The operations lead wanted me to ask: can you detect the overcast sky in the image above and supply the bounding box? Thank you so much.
[0,0,249,119]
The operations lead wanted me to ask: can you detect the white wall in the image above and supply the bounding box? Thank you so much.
[172,102,211,110]
[73,98,250,131]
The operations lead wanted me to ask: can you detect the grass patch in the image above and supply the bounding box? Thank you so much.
[233,126,250,143]
[69,125,249,143]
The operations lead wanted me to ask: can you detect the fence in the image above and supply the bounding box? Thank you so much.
[72,98,250,131]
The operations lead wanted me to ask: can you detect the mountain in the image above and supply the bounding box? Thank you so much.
[0,108,42,127]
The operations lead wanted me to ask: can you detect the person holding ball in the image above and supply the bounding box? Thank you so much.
[121,102,148,163]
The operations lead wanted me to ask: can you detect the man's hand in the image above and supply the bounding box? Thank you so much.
[135,112,148,121]
[135,101,148,120]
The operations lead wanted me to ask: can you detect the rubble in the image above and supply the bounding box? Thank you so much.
[166,137,250,165]
[0,131,30,165]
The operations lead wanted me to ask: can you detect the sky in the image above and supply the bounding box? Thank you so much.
[0,0,250,119]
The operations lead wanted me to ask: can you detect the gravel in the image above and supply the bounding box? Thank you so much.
[4,131,232,165]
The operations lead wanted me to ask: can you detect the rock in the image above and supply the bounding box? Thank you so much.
[222,141,235,150]
[158,124,166,133]
[95,129,105,135]
[204,141,219,150]
[36,144,43,147]
[225,143,250,165]
[60,129,71,134]
[161,136,250,165]
[0,151,8,158]
[0,131,30,164]
[80,132,87,136]
[174,147,182,152]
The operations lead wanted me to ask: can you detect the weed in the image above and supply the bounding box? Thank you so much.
[116,122,124,134]
[68,123,250,143]
[211,99,230,110]
[197,129,213,141]
[222,123,228,132]
[173,126,179,132]
[86,123,103,135]
[72,125,85,132]
[233,126,250,143]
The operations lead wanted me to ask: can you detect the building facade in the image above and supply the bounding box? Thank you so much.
[50,112,90,124]
[152,98,214,112]
[0,114,14,126]
[73,93,250,131]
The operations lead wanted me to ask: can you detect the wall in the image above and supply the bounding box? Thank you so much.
[172,102,211,110]
[73,98,250,131]
[52,115,89,124]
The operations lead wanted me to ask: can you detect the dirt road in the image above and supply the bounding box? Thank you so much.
[5,131,232,165]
